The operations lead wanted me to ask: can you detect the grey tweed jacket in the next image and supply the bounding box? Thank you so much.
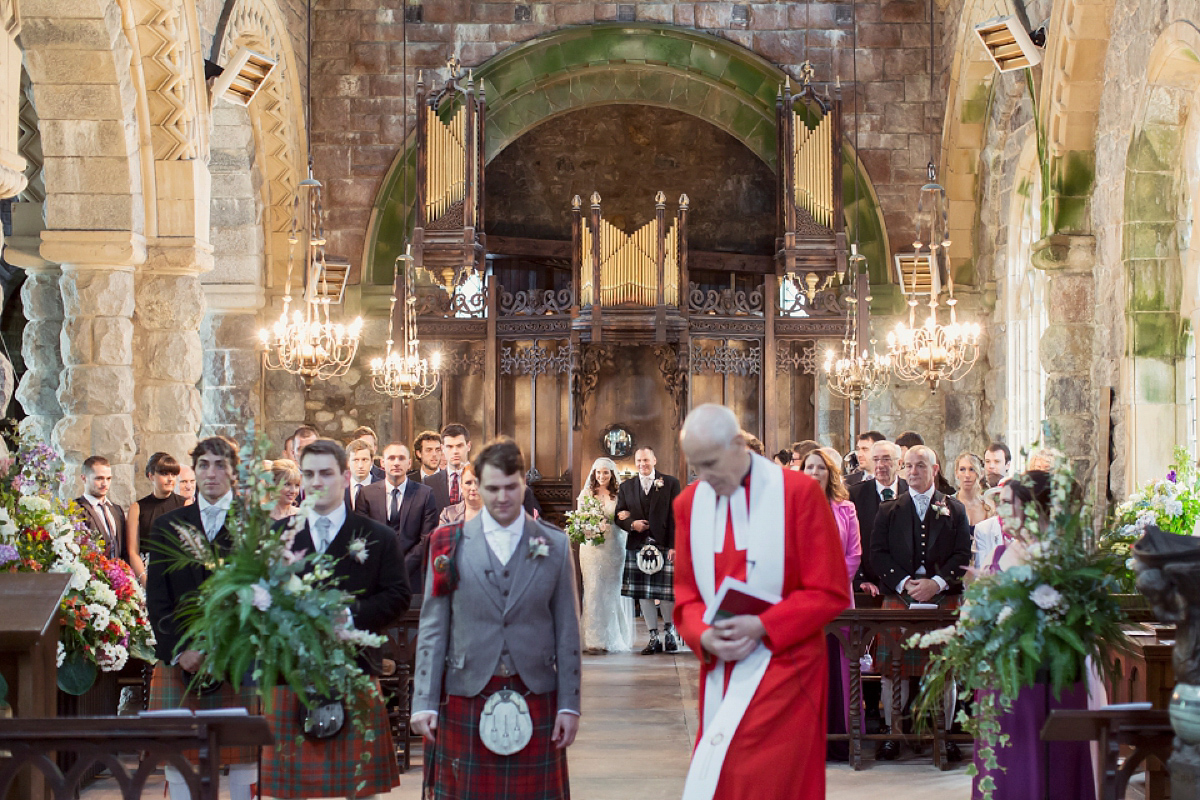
[412,512,583,714]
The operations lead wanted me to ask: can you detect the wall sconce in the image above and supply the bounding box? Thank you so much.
[974,16,1044,72]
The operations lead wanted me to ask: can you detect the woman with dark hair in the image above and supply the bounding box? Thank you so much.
[801,447,861,761]
[974,469,1095,800]
[125,452,184,584]
[577,457,634,654]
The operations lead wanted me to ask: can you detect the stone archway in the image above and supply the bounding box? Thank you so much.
[364,23,890,286]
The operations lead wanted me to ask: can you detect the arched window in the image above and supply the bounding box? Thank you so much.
[1004,167,1048,466]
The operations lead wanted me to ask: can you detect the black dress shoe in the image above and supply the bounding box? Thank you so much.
[663,630,680,653]
[877,739,900,761]
[944,741,962,762]
[641,631,663,655]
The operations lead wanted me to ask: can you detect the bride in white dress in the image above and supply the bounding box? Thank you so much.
[577,457,635,653]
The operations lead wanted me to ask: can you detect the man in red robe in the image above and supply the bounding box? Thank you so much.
[674,404,851,800]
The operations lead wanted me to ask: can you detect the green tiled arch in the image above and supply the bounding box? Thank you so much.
[366,23,888,284]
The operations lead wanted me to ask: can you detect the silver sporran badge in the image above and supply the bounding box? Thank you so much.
[479,689,534,756]
[637,543,664,575]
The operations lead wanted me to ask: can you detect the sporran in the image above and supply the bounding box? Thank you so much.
[479,689,533,755]
[637,543,664,575]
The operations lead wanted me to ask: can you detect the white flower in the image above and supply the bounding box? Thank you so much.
[68,562,90,592]
[96,643,128,671]
[1165,499,1184,517]
[285,574,305,595]
[348,537,369,564]
[1137,511,1158,528]
[917,625,957,648]
[996,606,1014,625]
[86,603,111,631]
[1030,584,1063,611]
[251,583,272,612]
[56,641,65,668]
[18,495,50,512]
[86,580,117,608]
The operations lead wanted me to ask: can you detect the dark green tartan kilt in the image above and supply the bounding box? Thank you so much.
[874,594,960,680]
[424,675,569,800]
[260,681,400,799]
[147,662,260,765]
[620,549,675,601]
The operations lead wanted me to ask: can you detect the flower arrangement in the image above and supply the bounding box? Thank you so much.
[1102,445,1200,591]
[0,435,155,694]
[911,452,1126,799]
[155,432,387,756]
[565,494,609,546]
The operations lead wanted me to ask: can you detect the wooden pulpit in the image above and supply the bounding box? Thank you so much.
[0,572,70,800]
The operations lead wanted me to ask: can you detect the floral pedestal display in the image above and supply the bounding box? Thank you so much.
[1132,524,1200,797]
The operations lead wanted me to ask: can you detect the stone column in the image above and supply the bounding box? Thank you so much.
[1032,233,1098,473]
[42,231,144,507]
[200,284,265,442]
[10,253,63,443]
[132,245,208,497]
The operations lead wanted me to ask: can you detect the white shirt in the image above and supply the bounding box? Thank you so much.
[385,477,408,516]
[896,485,948,595]
[81,493,117,536]
[639,470,657,495]
[306,503,348,554]
[481,506,523,565]
[197,490,233,541]
[875,479,899,501]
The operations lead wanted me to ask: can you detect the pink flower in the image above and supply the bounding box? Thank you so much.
[281,548,306,566]
[251,583,272,612]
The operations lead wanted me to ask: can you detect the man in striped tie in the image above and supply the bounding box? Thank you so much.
[74,455,127,562]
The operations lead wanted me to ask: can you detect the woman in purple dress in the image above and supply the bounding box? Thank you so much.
[974,470,1095,800]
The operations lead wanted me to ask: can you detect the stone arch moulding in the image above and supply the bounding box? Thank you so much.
[364,22,890,287]
[1119,20,1200,489]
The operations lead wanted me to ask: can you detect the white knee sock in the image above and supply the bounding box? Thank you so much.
[163,765,191,800]
[880,678,911,730]
[228,764,257,800]
[639,599,659,631]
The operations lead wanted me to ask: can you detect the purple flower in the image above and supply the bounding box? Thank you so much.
[0,543,16,564]
[1168,469,1179,483]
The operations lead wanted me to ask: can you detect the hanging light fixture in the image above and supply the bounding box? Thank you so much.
[370,246,441,400]
[885,0,982,393]
[258,0,362,384]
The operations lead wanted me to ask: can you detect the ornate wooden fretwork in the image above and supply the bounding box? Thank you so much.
[571,343,614,431]
[500,341,574,377]
[776,341,819,375]
[687,283,764,316]
[499,286,573,316]
[434,346,485,376]
[691,343,762,377]
[654,343,689,428]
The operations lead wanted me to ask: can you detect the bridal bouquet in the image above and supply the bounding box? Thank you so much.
[1101,446,1200,591]
[566,494,609,546]
[155,432,386,750]
[910,454,1125,799]
[0,434,154,694]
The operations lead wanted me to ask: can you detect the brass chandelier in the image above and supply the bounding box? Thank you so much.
[824,246,891,403]
[370,247,440,400]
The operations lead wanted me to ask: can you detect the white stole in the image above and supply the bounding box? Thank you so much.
[682,453,786,800]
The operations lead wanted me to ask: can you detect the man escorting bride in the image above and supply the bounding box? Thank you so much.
[575,458,635,653]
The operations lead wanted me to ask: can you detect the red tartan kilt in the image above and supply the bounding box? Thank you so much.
[147,663,260,764]
[874,595,960,679]
[260,681,399,799]
[426,675,569,800]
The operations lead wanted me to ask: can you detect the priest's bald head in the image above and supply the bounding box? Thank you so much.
[681,403,753,496]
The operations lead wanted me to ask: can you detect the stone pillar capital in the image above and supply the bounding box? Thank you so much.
[1030,233,1096,273]
[40,230,147,269]
[145,237,215,275]
[204,283,265,314]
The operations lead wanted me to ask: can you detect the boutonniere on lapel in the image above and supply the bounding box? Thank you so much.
[653,478,664,490]
[347,536,369,564]
[528,535,550,559]
[931,501,951,519]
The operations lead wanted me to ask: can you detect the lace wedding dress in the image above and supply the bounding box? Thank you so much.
[578,494,634,652]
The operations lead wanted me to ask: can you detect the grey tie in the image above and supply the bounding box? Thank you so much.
[202,506,222,541]
[915,494,929,520]
[315,516,332,554]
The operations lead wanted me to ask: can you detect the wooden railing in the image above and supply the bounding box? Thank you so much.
[0,713,272,800]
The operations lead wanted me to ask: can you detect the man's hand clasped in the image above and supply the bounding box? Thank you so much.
[701,614,766,662]
[904,578,940,603]
[177,649,205,673]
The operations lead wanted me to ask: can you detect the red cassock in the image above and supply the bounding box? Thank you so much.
[673,469,851,800]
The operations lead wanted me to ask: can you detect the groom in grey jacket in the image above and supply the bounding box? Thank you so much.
[411,438,582,798]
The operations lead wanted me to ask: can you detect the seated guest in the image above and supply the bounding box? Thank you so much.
[974,471,1095,800]
[126,452,184,584]
[352,424,386,480]
[345,438,378,513]
[437,463,483,526]
[75,455,126,561]
[175,464,196,505]
[410,429,443,481]
[360,443,439,603]
[269,459,301,521]
[870,445,971,761]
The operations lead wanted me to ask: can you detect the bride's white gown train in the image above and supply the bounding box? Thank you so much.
[578,495,634,653]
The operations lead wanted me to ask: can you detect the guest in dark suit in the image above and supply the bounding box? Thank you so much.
[845,430,887,488]
[870,445,972,760]
[351,425,386,482]
[409,429,443,483]
[75,455,127,562]
[615,446,682,654]
[260,438,409,799]
[145,436,257,800]
[848,440,907,596]
[360,442,438,605]
[424,423,542,517]
[345,438,380,513]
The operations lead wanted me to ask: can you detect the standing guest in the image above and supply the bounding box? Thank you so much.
[411,430,444,481]
[126,452,183,585]
[175,464,196,505]
[577,457,634,654]
[870,445,971,761]
[973,471,1095,800]
[895,431,956,494]
[954,452,995,525]
[145,436,258,800]
[75,455,127,562]
[847,431,887,487]
[345,439,379,513]
[292,424,319,455]
[269,459,301,521]
[849,440,906,596]
[801,447,861,761]
[360,442,439,604]
[1028,447,1056,472]
[425,423,542,517]
[411,438,581,800]
[615,446,683,654]
[282,435,296,462]
[260,438,409,800]
[772,449,792,468]
[984,442,1012,488]
[790,439,820,470]
[352,425,387,481]
[437,464,483,527]
[674,404,850,800]
[742,431,765,456]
